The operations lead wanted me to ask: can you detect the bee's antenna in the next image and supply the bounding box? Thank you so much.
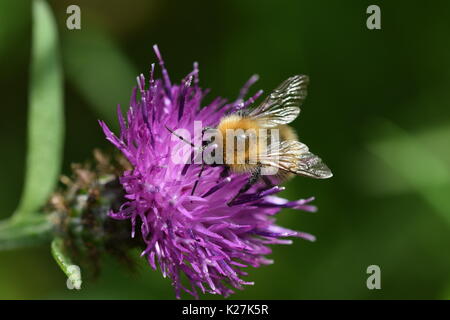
[165,125,195,147]
[190,127,211,196]
[166,125,207,197]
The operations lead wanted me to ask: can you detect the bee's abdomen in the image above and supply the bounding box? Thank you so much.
[277,124,298,142]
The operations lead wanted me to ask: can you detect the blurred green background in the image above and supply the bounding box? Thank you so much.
[1,0,450,299]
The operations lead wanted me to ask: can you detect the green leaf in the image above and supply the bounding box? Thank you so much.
[365,119,450,224]
[0,215,53,251]
[51,238,82,290]
[13,0,64,221]
[63,27,137,130]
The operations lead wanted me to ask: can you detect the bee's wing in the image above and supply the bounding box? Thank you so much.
[246,75,309,128]
[259,140,333,179]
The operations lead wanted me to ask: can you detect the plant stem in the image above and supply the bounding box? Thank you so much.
[51,237,82,290]
[0,214,53,251]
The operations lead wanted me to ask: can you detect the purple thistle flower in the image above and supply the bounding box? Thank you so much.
[99,45,317,298]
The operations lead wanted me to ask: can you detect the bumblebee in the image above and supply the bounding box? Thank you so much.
[169,75,332,205]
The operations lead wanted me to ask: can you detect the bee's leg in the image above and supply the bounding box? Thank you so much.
[261,175,275,190]
[227,164,261,206]
[219,166,230,179]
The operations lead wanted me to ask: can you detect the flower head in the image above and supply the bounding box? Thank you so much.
[99,45,317,298]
